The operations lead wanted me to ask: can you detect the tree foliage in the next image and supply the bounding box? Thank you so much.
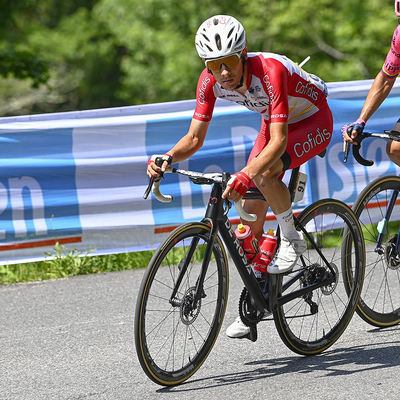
[0,0,396,116]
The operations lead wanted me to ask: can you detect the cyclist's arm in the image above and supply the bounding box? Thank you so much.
[222,121,287,201]
[166,119,210,164]
[359,72,396,123]
[243,58,288,179]
[243,122,287,179]
[344,73,396,145]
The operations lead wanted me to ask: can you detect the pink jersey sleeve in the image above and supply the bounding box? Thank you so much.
[264,59,289,123]
[382,25,400,78]
[193,69,217,122]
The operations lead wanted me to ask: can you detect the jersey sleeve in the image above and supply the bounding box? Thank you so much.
[264,59,289,123]
[381,25,400,79]
[193,69,217,122]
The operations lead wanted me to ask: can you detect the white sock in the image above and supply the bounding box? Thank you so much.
[275,207,301,241]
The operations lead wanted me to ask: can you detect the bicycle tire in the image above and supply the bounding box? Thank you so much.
[349,175,400,327]
[134,222,229,386]
[274,199,365,355]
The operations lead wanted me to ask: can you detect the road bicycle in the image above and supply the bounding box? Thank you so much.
[344,129,400,327]
[135,157,365,386]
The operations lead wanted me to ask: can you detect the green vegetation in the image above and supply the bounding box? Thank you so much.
[0,0,396,283]
[361,220,399,244]
[0,0,396,116]
[0,244,154,284]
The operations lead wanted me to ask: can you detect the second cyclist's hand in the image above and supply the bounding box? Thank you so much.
[147,154,172,179]
[222,171,251,202]
[341,119,365,145]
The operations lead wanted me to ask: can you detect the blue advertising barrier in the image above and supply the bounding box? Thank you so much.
[0,79,399,263]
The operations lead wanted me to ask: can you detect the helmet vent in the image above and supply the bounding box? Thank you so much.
[200,32,210,43]
[213,17,219,25]
[215,34,222,50]
[228,27,235,38]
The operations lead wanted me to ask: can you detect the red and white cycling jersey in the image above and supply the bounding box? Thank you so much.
[193,52,329,124]
[382,24,400,79]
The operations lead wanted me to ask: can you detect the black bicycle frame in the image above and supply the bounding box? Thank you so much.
[169,167,337,314]
[204,181,270,313]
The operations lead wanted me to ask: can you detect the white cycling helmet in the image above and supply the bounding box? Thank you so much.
[195,15,246,59]
[396,0,400,17]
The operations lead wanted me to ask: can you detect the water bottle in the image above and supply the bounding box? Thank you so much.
[254,229,278,273]
[234,224,261,263]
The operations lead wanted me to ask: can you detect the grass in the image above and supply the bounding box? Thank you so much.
[0,243,155,285]
[0,223,363,285]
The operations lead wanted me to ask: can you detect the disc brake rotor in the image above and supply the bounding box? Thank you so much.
[385,235,400,270]
[180,287,201,325]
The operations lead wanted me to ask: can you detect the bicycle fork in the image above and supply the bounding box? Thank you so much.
[375,189,400,256]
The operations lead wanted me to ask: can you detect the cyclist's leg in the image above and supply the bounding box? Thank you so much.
[282,104,333,171]
[227,106,334,335]
[257,106,333,273]
[241,198,269,240]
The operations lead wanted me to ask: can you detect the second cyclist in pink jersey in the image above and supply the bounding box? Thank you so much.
[342,1,400,165]
[147,15,333,339]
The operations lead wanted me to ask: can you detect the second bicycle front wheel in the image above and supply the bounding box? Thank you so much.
[273,199,365,355]
[134,222,229,386]
[350,175,400,327]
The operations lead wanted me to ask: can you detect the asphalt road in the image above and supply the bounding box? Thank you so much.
[1,265,400,400]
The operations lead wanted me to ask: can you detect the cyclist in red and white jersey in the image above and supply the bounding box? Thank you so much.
[342,1,400,165]
[147,15,333,339]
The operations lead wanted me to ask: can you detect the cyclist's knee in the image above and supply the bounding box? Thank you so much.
[253,161,284,189]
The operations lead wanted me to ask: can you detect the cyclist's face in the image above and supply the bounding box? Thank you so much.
[208,49,247,91]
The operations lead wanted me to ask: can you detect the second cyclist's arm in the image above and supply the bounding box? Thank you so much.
[359,72,396,123]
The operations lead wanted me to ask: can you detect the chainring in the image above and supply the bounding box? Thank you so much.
[238,287,263,327]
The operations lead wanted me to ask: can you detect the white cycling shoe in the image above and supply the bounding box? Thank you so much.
[226,312,272,339]
[267,235,307,274]
[226,317,251,338]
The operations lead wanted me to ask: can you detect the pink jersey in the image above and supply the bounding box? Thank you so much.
[382,24,400,78]
[193,52,328,124]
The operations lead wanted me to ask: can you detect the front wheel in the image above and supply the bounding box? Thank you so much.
[274,199,365,355]
[350,175,400,327]
[134,222,229,386]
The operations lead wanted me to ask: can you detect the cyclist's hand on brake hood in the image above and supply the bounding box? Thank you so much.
[341,118,365,146]
[147,154,172,180]
[223,171,251,202]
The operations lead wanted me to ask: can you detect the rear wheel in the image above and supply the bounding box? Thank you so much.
[134,222,229,386]
[274,199,365,355]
